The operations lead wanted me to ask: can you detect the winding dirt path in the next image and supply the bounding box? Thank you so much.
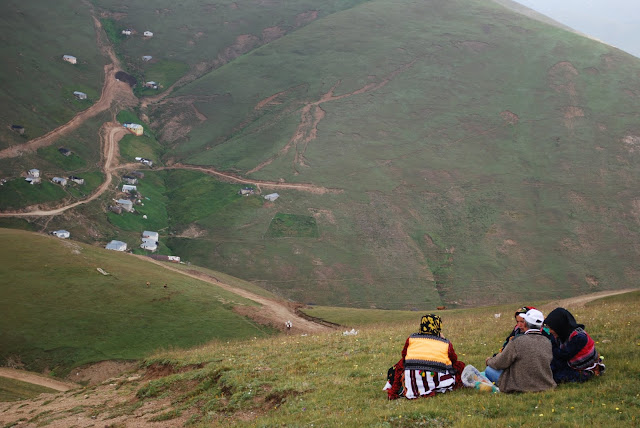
[160,164,343,195]
[137,256,333,334]
[0,368,78,392]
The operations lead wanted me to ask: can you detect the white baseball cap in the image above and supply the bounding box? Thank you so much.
[522,309,544,328]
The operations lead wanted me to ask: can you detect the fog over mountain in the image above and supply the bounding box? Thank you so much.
[514,0,640,58]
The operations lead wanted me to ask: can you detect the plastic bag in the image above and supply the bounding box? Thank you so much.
[461,364,499,393]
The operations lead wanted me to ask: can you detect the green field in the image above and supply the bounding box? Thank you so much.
[39,290,634,427]
[0,229,277,375]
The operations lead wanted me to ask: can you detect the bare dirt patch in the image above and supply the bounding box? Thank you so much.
[69,360,139,386]
[500,110,519,125]
[295,10,318,27]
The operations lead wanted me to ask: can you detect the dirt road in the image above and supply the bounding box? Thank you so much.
[0,368,78,392]
[137,255,333,334]
[0,123,126,217]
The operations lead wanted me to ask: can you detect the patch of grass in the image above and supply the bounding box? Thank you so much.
[0,179,68,211]
[0,377,56,402]
[265,213,319,238]
[136,60,189,96]
[164,170,248,226]
[0,228,278,374]
[137,292,640,427]
[37,146,87,171]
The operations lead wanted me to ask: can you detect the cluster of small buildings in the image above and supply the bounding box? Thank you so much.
[22,168,84,187]
[109,171,145,214]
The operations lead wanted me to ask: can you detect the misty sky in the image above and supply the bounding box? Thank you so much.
[514,0,640,58]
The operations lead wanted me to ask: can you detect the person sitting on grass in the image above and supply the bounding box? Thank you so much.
[387,314,465,400]
[544,307,605,383]
[485,309,556,393]
[484,305,535,383]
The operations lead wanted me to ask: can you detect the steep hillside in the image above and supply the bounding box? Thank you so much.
[147,0,640,308]
[0,0,106,149]
[1,0,639,310]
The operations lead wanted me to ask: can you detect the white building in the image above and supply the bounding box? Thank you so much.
[140,238,157,252]
[28,169,40,178]
[142,230,159,241]
[52,177,68,186]
[122,29,132,36]
[73,91,87,100]
[63,55,77,64]
[143,31,153,37]
[122,184,137,193]
[52,230,70,239]
[264,193,280,202]
[105,240,127,251]
[142,55,153,61]
[115,198,134,212]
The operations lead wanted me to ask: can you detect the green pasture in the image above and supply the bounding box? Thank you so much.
[0,229,277,375]
[132,291,640,427]
[0,179,68,211]
[0,0,105,149]
[265,213,319,238]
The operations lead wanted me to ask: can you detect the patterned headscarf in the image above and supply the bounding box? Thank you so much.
[420,314,442,336]
[515,305,536,319]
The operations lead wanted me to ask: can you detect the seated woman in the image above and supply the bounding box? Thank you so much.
[484,305,535,383]
[544,307,605,383]
[387,314,465,400]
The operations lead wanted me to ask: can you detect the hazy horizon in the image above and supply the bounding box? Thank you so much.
[514,0,640,58]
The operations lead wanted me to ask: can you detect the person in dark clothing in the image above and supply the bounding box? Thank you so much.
[544,307,605,383]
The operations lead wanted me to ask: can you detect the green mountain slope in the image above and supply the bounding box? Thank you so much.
[0,228,276,374]
[141,0,640,308]
[1,0,639,310]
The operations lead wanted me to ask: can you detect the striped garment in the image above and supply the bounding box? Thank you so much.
[403,369,456,399]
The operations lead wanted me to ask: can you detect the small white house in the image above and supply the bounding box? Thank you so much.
[140,238,158,251]
[105,240,127,251]
[69,176,84,185]
[28,169,40,178]
[73,91,87,100]
[63,55,77,64]
[140,158,153,167]
[122,184,137,193]
[142,230,159,241]
[142,55,153,61]
[144,81,159,89]
[264,193,280,202]
[115,198,134,212]
[52,177,68,186]
[143,31,153,37]
[52,230,70,239]
[122,29,132,36]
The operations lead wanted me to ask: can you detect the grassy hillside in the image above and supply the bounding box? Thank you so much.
[142,0,640,308]
[0,0,105,149]
[3,291,635,426]
[0,228,279,375]
[1,0,640,310]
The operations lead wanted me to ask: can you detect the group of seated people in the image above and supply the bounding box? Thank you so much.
[385,306,606,399]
